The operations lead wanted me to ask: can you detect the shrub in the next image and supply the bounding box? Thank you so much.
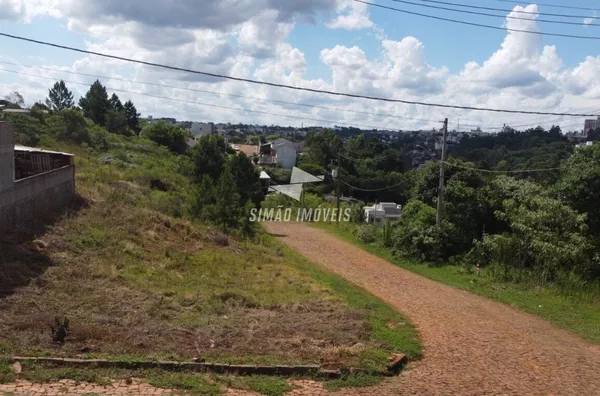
[357,225,376,244]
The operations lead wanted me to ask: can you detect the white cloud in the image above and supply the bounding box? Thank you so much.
[4,2,600,132]
[326,0,373,30]
[584,11,597,26]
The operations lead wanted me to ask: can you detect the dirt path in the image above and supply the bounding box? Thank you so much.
[265,222,600,396]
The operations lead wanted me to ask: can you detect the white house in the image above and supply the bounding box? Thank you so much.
[258,138,298,169]
[364,202,402,224]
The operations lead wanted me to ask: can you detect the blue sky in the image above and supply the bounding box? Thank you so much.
[1,0,599,131]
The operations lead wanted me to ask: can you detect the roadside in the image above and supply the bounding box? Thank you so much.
[266,222,600,395]
[0,136,421,394]
[313,222,600,343]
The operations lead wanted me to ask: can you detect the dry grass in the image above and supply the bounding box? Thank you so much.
[0,144,403,370]
[0,137,421,373]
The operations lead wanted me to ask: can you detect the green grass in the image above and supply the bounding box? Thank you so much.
[323,373,381,390]
[259,232,422,364]
[1,133,421,382]
[314,222,600,344]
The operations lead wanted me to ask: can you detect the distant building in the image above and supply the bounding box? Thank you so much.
[584,117,600,133]
[364,203,402,224]
[190,122,216,139]
[258,138,298,169]
[576,141,594,149]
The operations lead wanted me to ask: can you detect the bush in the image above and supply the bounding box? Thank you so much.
[390,200,457,262]
[357,225,376,244]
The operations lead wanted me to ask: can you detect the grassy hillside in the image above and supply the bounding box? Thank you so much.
[0,132,421,391]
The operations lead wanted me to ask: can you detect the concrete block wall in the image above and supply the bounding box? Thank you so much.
[0,122,75,234]
[0,122,15,192]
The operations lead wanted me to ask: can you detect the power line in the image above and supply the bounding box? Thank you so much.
[0,69,404,131]
[389,0,599,27]
[492,0,597,12]
[340,152,401,162]
[357,0,600,40]
[413,0,599,19]
[1,32,600,117]
[14,62,590,134]
[0,60,443,125]
[341,179,406,191]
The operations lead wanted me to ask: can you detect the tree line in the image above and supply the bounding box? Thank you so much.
[299,128,600,288]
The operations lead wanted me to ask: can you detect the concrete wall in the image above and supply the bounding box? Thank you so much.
[0,166,75,233]
[0,122,15,191]
[0,122,75,234]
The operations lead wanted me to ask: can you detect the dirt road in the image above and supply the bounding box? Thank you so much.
[265,222,600,396]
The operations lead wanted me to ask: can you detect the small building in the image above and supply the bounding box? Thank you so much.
[364,202,402,224]
[576,141,594,149]
[190,122,216,139]
[0,122,75,233]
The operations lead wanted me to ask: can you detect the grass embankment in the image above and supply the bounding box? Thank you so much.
[0,136,420,393]
[314,222,600,344]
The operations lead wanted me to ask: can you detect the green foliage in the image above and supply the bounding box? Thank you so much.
[79,80,110,126]
[46,80,74,111]
[214,169,243,232]
[267,168,292,184]
[227,153,264,207]
[304,129,342,168]
[109,93,124,111]
[390,200,456,262]
[357,225,376,244]
[141,121,189,154]
[381,221,393,248]
[476,176,591,284]
[123,100,141,134]
[557,144,600,237]
[189,134,227,180]
[46,109,91,144]
[1,112,43,146]
[188,175,217,222]
[106,109,131,136]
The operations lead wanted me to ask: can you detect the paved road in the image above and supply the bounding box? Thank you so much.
[265,222,600,396]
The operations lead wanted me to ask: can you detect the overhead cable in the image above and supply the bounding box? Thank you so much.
[1,32,600,117]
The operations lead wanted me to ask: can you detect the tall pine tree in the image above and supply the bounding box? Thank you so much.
[79,80,109,126]
[109,93,124,111]
[46,80,74,111]
[123,100,141,134]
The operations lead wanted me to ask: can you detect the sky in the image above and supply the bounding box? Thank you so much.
[0,0,599,132]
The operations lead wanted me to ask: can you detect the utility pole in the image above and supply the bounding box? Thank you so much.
[436,118,448,228]
[334,151,341,224]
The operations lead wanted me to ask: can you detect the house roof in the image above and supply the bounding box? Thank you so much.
[14,145,74,157]
[271,138,296,150]
[235,144,258,157]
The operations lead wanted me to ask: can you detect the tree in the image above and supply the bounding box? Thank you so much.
[79,80,109,126]
[105,109,130,135]
[226,153,264,207]
[189,135,227,181]
[188,175,217,221]
[3,91,24,108]
[214,169,242,232]
[46,80,74,111]
[477,176,590,284]
[109,93,124,111]
[557,144,600,237]
[142,121,189,154]
[47,109,90,144]
[124,100,141,134]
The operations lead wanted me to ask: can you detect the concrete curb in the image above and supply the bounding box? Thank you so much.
[11,356,395,378]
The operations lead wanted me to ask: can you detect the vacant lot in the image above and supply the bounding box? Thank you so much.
[0,139,420,373]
